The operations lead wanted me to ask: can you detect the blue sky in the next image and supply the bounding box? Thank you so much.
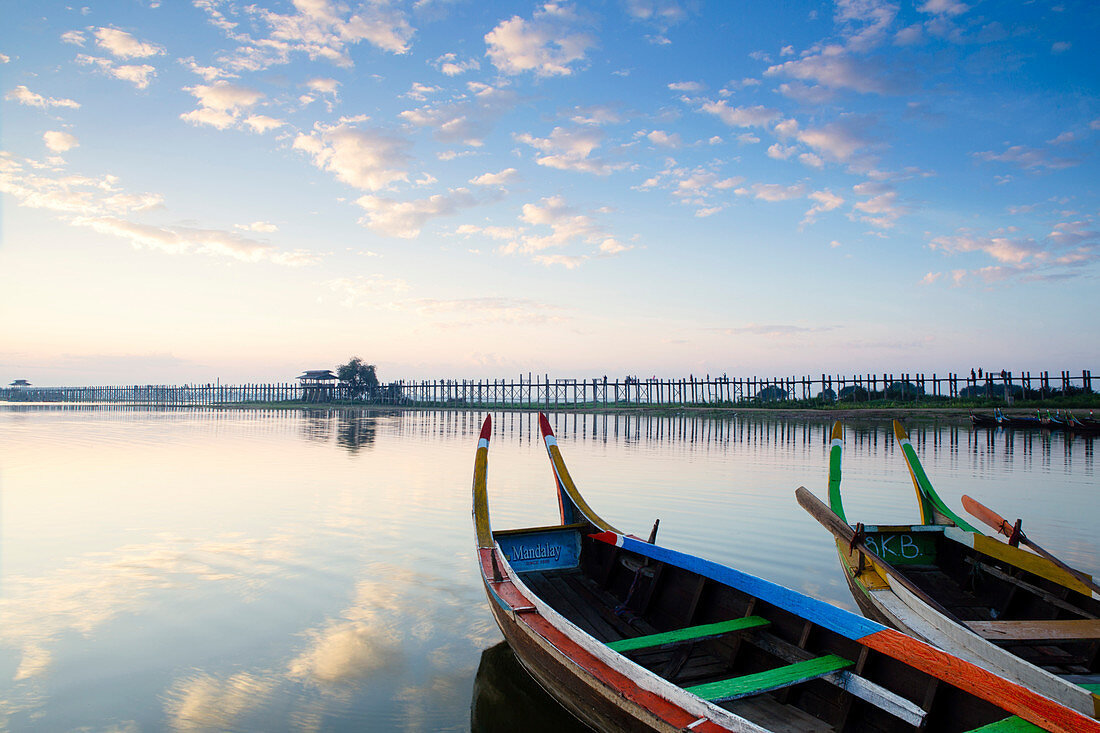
[1,0,1098,385]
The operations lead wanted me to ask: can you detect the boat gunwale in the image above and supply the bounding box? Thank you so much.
[478,413,1100,732]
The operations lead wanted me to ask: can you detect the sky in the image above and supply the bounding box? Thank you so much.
[1,0,1098,386]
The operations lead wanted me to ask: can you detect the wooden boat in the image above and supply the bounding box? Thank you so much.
[999,412,1044,429]
[473,413,1099,732]
[970,410,1048,430]
[968,411,1000,428]
[798,420,1100,724]
[1067,414,1100,434]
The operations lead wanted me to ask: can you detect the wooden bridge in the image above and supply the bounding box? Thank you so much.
[0,370,1092,407]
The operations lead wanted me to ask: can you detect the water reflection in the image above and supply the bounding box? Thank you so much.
[470,643,589,733]
[0,405,1095,731]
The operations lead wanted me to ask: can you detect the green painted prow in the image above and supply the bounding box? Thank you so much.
[892,420,981,532]
[827,420,846,522]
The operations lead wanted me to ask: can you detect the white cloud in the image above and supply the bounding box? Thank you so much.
[293,125,410,191]
[737,183,807,202]
[5,85,80,109]
[852,189,905,228]
[779,117,877,166]
[244,115,284,134]
[894,24,923,45]
[43,131,79,153]
[400,82,516,147]
[485,3,596,77]
[469,168,519,186]
[699,100,780,128]
[403,82,439,101]
[61,30,86,46]
[625,0,688,28]
[480,195,629,266]
[598,238,633,254]
[645,130,682,147]
[799,152,825,168]
[835,0,898,52]
[433,52,479,76]
[187,80,263,111]
[355,188,478,238]
[236,221,278,233]
[569,104,624,126]
[72,216,316,265]
[93,27,165,59]
[928,233,1042,264]
[534,253,588,268]
[973,145,1080,171]
[3,157,316,268]
[668,81,704,92]
[180,57,233,81]
[200,0,415,71]
[801,189,844,225]
[307,77,340,96]
[776,82,835,104]
[918,0,968,16]
[180,81,264,128]
[639,160,743,206]
[516,126,623,175]
[76,55,157,89]
[767,143,797,160]
[0,156,161,216]
[765,52,908,95]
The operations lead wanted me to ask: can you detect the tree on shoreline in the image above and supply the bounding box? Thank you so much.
[337,357,379,400]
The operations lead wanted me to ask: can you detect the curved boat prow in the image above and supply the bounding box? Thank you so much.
[827,421,846,522]
[472,415,494,549]
[893,420,980,532]
[537,413,619,534]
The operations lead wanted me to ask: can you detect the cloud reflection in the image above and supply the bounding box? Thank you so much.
[163,671,276,731]
[0,534,301,682]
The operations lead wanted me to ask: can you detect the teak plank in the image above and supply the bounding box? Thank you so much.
[965,558,1098,619]
[962,715,1045,732]
[607,616,770,653]
[965,619,1100,643]
[685,655,853,703]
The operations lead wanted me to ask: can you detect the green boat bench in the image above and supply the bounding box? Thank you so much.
[605,616,770,654]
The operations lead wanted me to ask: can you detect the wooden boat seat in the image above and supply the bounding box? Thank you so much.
[606,616,770,653]
[684,654,853,703]
[962,715,1044,732]
[964,619,1100,643]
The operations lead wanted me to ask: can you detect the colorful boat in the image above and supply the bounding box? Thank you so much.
[473,413,1099,732]
[798,419,1100,723]
[968,410,1001,428]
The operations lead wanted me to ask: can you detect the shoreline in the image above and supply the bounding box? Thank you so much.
[5,401,1097,426]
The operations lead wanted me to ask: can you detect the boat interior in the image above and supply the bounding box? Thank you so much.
[495,525,1023,733]
[871,526,1100,682]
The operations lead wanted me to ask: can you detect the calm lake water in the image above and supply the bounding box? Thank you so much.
[0,405,1096,731]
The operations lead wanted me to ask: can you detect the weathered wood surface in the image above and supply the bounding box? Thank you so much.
[960,495,1100,598]
[2,369,1094,406]
[607,616,770,653]
[964,619,1100,643]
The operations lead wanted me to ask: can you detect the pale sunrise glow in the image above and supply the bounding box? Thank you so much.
[1,1,1097,385]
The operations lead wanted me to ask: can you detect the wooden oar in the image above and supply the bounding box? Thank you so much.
[961,494,1100,597]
